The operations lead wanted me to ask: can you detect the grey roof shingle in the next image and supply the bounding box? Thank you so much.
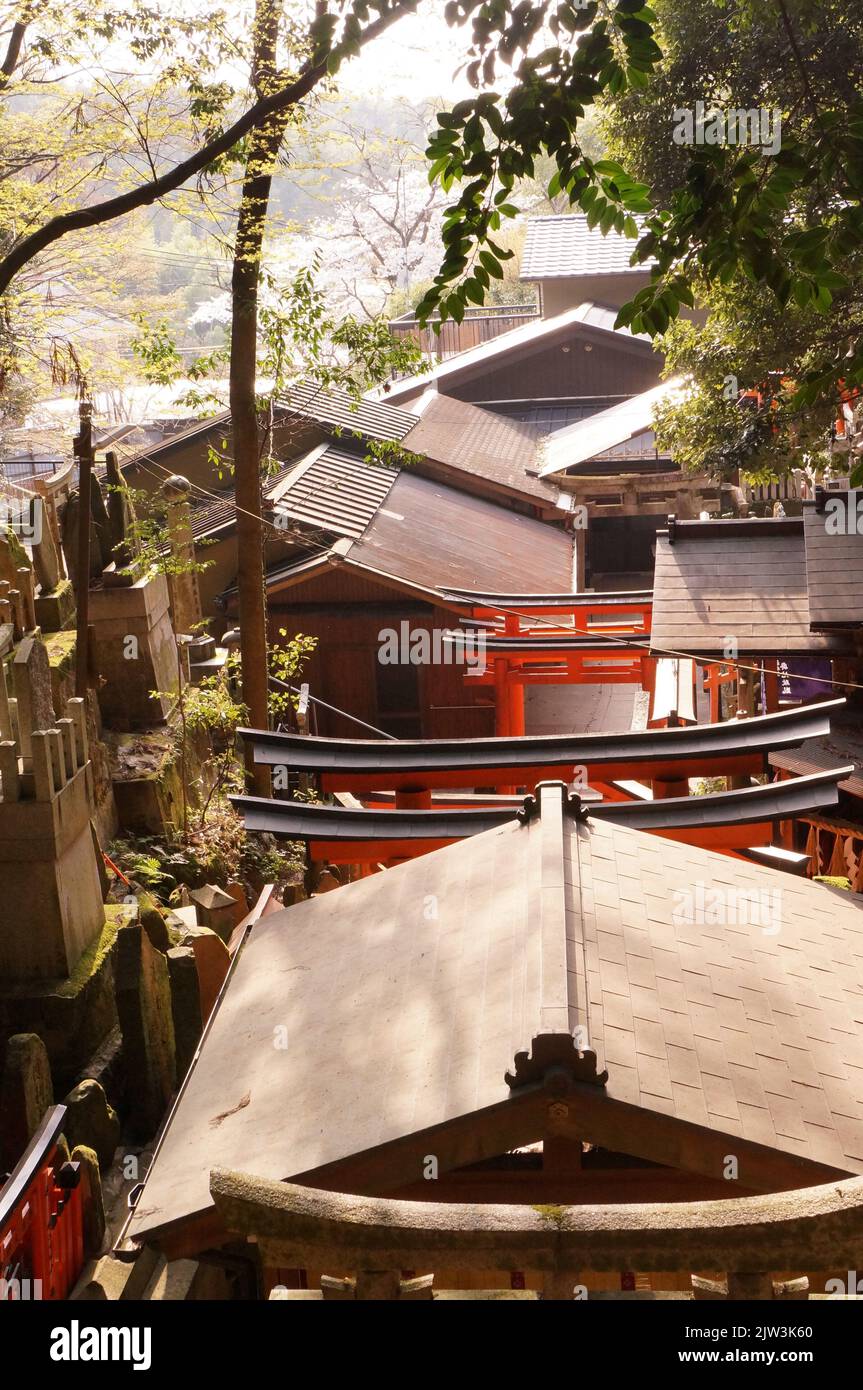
[127,782,863,1242]
[279,381,419,443]
[402,392,557,504]
[650,519,854,657]
[803,493,863,630]
[521,214,651,281]
[268,443,399,541]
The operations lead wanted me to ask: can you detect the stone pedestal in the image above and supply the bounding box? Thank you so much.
[88,570,179,729]
[0,698,105,983]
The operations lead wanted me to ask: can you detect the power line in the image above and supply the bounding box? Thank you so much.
[126,450,863,701]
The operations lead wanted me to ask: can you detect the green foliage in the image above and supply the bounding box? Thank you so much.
[120,485,216,581]
[597,0,863,475]
[182,656,248,742]
[418,1,661,327]
[107,841,173,893]
[268,629,318,724]
[131,314,229,389]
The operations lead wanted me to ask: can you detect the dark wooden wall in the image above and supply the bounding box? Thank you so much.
[268,567,494,739]
[445,336,662,405]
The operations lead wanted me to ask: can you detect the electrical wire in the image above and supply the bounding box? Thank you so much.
[117,446,863,701]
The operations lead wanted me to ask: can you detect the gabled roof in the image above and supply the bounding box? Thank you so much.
[335,471,575,595]
[651,518,855,658]
[378,303,655,407]
[402,391,558,505]
[268,443,399,542]
[769,713,863,802]
[803,492,863,630]
[538,379,684,478]
[126,782,863,1244]
[278,380,419,443]
[262,469,577,601]
[520,214,652,281]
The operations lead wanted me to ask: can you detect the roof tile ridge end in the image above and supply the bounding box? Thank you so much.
[506,783,607,1092]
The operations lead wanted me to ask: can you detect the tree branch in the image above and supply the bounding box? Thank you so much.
[0,0,418,296]
[1,20,28,86]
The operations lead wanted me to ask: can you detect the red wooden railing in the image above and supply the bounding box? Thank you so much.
[0,1104,88,1301]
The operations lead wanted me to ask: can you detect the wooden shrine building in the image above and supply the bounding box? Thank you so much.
[122,783,863,1296]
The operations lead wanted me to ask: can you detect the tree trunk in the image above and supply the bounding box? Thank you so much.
[229,0,287,796]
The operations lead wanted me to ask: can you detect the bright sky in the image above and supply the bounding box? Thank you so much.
[337,1,473,101]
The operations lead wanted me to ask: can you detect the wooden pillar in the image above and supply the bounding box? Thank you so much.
[508,675,525,739]
[763,658,779,714]
[73,401,93,699]
[494,657,509,737]
[395,788,432,810]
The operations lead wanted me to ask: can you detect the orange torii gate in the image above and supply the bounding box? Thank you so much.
[438,588,657,737]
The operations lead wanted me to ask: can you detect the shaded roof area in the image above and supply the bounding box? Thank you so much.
[189,458,299,542]
[650,519,854,657]
[803,493,863,629]
[538,379,684,478]
[402,391,557,504]
[278,380,419,442]
[342,470,576,595]
[267,443,398,542]
[379,302,655,407]
[127,783,863,1243]
[520,214,651,281]
[770,714,863,802]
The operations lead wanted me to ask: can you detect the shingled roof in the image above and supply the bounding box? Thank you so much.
[651,518,855,658]
[126,782,863,1244]
[278,380,419,443]
[402,391,559,505]
[379,302,655,407]
[538,379,684,477]
[520,214,652,281]
[803,491,863,630]
[268,442,399,541]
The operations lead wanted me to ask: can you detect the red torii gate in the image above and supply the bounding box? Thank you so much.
[439,589,657,738]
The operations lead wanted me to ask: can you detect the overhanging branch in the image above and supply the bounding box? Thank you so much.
[0,0,418,296]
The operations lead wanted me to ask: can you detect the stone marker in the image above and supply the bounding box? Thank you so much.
[178,926,230,1022]
[0,660,11,740]
[0,529,30,589]
[114,924,176,1139]
[32,505,62,592]
[0,1033,54,1172]
[168,946,203,1081]
[189,884,237,942]
[12,634,55,758]
[70,1144,106,1256]
[161,475,202,636]
[62,1078,121,1171]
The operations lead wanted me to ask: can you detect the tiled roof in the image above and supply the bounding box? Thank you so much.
[268,443,399,541]
[803,492,863,630]
[343,470,576,594]
[769,716,863,802]
[403,392,557,504]
[278,380,419,442]
[539,379,684,477]
[127,782,863,1241]
[650,519,854,657]
[379,302,653,406]
[520,214,652,281]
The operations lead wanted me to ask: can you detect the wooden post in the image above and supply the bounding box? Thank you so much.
[73,401,93,699]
